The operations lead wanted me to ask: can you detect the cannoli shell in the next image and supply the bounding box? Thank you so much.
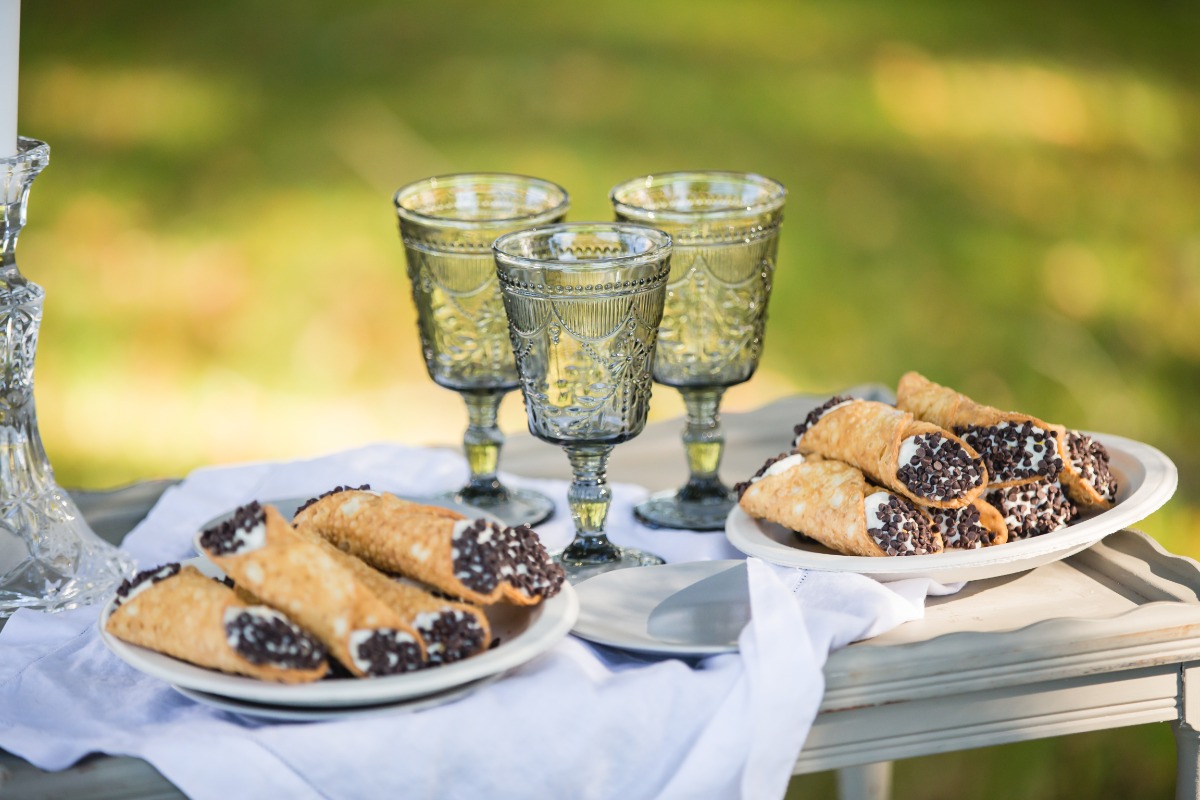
[1050,424,1115,512]
[739,458,892,557]
[896,372,1058,489]
[201,504,427,677]
[935,498,1008,548]
[975,499,1010,546]
[290,524,492,653]
[105,566,328,684]
[295,491,532,606]
[795,399,986,509]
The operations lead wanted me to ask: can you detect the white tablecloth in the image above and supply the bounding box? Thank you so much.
[0,444,954,799]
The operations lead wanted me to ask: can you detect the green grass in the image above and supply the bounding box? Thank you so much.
[14,1,1200,794]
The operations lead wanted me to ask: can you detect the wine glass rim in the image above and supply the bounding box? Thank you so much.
[492,222,672,269]
[609,170,787,222]
[393,172,570,229]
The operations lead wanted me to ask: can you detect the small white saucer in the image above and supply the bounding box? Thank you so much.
[571,560,749,657]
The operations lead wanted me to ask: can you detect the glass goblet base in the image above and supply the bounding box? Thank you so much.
[634,486,735,531]
[554,545,665,584]
[431,486,555,528]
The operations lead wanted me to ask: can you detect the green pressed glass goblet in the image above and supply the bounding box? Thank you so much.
[493,222,672,581]
[611,171,787,531]
[394,174,569,527]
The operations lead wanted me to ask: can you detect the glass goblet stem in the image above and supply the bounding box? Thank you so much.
[457,390,509,502]
[560,444,619,563]
[677,386,731,503]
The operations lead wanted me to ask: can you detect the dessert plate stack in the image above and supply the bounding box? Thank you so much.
[99,496,579,721]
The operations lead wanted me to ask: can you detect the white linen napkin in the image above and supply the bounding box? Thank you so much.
[0,444,955,800]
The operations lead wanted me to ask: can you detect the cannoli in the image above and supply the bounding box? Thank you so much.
[928,499,1009,549]
[198,502,428,677]
[986,479,1078,539]
[896,372,1063,489]
[293,487,565,606]
[289,524,492,666]
[792,396,987,509]
[737,453,943,557]
[293,485,467,522]
[1056,429,1118,512]
[105,563,328,683]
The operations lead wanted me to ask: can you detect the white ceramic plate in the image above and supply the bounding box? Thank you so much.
[572,560,750,656]
[99,556,578,708]
[173,673,501,722]
[725,432,1178,583]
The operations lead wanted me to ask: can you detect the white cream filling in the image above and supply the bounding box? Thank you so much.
[898,436,921,468]
[452,519,504,539]
[231,520,268,553]
[118,565,178,605]
[1024,430,1056,467]
[338,496,364,516]
[749,453,807,488]
[764,453,806,478]
[413,612,441,631]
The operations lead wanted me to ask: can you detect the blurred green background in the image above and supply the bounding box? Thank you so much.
[15,0,1198,796]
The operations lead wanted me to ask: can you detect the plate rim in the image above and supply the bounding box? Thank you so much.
[724,431,1178,581]
[571,559,747,657]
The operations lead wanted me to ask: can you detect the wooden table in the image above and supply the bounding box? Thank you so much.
[2,394,1196,800]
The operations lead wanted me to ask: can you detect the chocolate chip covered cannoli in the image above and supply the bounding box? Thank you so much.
[928,499,1009,550]
[105,563,328,683]
[293,484,467,522]
[792,396,987,509]
[198,502,428,677]
[738,453,943,557]
[986,479,1078,540]
[896,372,1063,489]
[294,488,564,606]
[1056,429,1118,512]
[289,525,491,666]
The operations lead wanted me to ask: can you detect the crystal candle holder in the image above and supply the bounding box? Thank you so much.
[0,137,133,617]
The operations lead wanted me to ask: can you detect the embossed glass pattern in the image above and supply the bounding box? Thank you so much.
[0,138,134,617]
[495,223,671,581]
[611,171,786,530]
[395,174,568,526]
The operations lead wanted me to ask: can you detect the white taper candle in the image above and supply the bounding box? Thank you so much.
[0,0,18,158]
